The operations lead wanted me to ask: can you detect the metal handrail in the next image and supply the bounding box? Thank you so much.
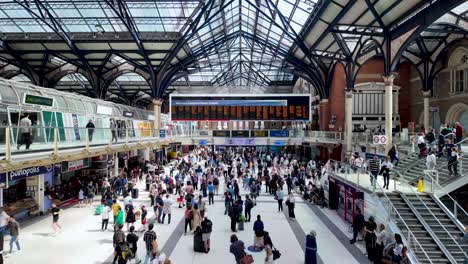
[324,159,434,264]
[424,151,468,185]
[373,179,434,264]
[393,137,468,181]
[422,152,468,226]
[394,170,468,262]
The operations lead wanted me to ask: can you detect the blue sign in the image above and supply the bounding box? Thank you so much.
[0,165,54,183]
[71,114,81,140]
[273,140,285,146]
[159,129,166,138]
[269,130,289,137]
[199,140,208,145]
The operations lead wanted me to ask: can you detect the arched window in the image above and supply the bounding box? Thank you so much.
[449,47,468,94]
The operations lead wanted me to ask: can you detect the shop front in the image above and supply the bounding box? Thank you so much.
[0,165,54,220]
[50,159,91,207]
[328,175,364,224]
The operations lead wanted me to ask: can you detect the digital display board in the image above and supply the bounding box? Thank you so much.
[170,94,310,121]
[23,94,54,107]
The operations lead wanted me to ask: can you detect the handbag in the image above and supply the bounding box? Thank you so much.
[240,254,254,264]
[272,247,281,260]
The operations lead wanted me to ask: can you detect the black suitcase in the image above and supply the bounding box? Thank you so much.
[193,231,205,252]
[132,188,139,199]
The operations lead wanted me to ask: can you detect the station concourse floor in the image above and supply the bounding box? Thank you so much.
[5,166,370,264]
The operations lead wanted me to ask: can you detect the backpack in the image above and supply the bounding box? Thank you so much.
[213,178,219,185]
[121,243,134,260]
[203,219,213,233]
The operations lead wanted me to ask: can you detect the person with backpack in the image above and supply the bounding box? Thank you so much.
[113,225,126,264]
[126,226,140,263]
[364,216,378,262]
[154,194,164,224]
[244,195,254,222]
[200,216,213,253]
[143,224,157,264]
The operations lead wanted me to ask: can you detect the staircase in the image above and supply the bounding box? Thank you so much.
[402,194,468,264]
[386,193,450,264]
[396,153,468,186]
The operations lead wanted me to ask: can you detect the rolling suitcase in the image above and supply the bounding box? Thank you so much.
[132,188,139,199]
[193,228,205,252]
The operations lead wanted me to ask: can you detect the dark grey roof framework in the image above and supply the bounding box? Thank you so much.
[0,0,466,107]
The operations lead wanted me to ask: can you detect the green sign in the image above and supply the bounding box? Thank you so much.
[24,94,54,107]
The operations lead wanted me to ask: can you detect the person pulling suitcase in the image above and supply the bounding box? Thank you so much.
[200,216,213,253]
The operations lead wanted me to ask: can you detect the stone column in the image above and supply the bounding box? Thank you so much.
[319,99,329,131]
[114,152,119,177]
[152,99,163,138]
[423,90,431,131]
[383,74,396,153]
[143,147,150,161]
[345,91,353,157]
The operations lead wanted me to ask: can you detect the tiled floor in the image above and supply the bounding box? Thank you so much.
[5,164,368,264]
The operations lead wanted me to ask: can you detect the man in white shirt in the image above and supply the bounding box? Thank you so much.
[380,157,393,190]
[101,205,111,231]
[18,114,32,150]
[426,151,437,170]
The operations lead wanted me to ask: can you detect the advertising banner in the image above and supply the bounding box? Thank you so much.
[0,165,54,183]
[71,114,81,140]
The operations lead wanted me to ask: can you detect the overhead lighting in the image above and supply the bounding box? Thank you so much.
[95,24,105,34]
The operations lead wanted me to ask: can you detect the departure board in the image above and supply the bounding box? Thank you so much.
[170,94,310,121]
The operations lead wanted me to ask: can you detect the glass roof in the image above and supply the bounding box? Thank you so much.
[176,0,317,86]
[0,1,198,33]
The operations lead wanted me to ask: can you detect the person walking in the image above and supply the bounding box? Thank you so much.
[51,204,62,236]
[380,157,393,190]
[191,204,202,232]
[448,147,459,176]
[276,189,284,212]
[155,194,164,223]
[350,208,365,244]
[368,156,380,187]
[198,195,207,219]
[111,119,118,143]
[125,201,136,231]
[113,224,126,264]
[229,234,246,264]
[200,216,213,253]
[229,201,240,232]
[126,226,141,264]
[208,181,214,205]
[143,224,157,264]
[184,205,193,235]
[115,206,125,230]
[426,151,437,170]
[162,194,173,225]
[78,188,84,208]
[112,199,120,225]
[5,217,20,257]
[285,192,295,221]
[17,114,32,150]
[305,230,317,264]
[86,119,95,142]
[102,203,111,231]
[244,195,254,222]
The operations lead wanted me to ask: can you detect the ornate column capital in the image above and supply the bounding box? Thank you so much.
[345,90,353,98]
[422,90,432,98]
[382,73,397,86]
[152,99,164,106]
